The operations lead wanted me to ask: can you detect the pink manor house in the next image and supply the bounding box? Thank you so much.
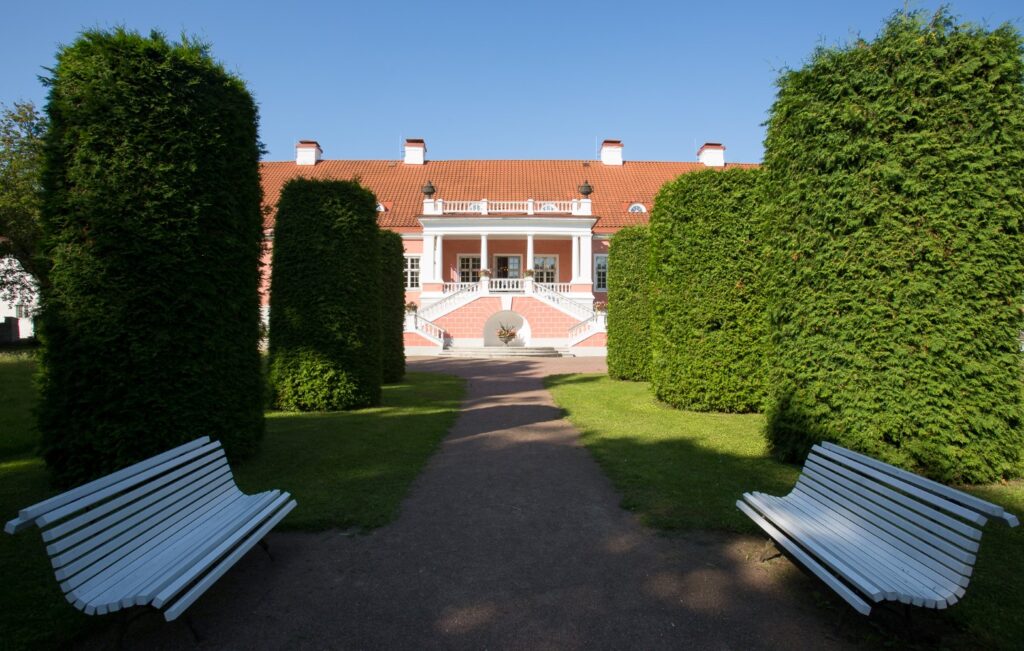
[259,139,755,356]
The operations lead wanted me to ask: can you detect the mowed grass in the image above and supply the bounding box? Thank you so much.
[546,373,1024,651]
[0,353,463,649]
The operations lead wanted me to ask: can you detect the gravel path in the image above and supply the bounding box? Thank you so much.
[102,357,852,650]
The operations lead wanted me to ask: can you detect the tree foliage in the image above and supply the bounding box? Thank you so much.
[268,179,382,411]
[0,102,46,307]
[606,226,651,381]
[649,168,769,412]
[37,29,265,486]
[762,10,1024,482]
[379,229,406,383]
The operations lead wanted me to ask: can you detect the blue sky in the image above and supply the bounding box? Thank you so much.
[2,1,1022,163]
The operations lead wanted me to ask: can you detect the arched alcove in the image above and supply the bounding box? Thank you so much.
[483,310,530,347]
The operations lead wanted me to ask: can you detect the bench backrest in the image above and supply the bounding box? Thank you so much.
[4,438,237,590]
[796,442,1018,584]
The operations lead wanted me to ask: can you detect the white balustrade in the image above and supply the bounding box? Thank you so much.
[532,282,595,321]
[568,312,607,346]
[414,315,447,345]
[536,282,571,294]
[419,284,478,320]
[442,282,479,294]
[489,278,524,292]
[430,199,574,215]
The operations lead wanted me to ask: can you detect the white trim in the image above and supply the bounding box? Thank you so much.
[419,216,595,236]
[457,254,482,283]
[403,254,422,290]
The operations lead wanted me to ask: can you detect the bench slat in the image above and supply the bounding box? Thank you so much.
[151,491,290,608]
[91,491,278,613]
[799,469,976,571]
[69,487,245,608]
[796,478,970,591]
[806,455,982,545]
[737,499,873,614]
[37,443,224,529]
[46,458,231,557]
[783,490,955,606]
[162,497,298,622]
[813,446,986,526]
[742,492,887,601]
[4,437,211,534]
[822,442,1019,527]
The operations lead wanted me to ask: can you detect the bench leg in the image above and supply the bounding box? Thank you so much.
[257,538,274,562]
[759,539,782,563]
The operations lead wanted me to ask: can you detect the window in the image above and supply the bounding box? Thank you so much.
[14,304,31,319]
[376,203,386,212]
[627,203,647,213]
[594,255,608,290]
[404,256,420,289]
[494,255,522,279]
[459,255,481,283]
[533,255,557,284]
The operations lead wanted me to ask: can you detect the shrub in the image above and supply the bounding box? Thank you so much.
[268,179,382,411]
[648,168,769,412]
[36,29,265,487]
[762,10,1024,482]
[606,226,651,381]
[379,230,406,383]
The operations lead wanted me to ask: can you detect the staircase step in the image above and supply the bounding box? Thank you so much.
[438,346,565,358]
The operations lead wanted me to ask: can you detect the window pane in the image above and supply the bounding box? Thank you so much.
[404,256,420,289]
[595,255,608,290]
[459,256,481,283]
[533,256,557,283]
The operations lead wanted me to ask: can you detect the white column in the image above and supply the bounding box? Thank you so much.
[526,234,535,271]
[421,234,436,282]
[435,234,444,282]
[480,234,488,272]
[571,235,580,282]
[579,234,593,283]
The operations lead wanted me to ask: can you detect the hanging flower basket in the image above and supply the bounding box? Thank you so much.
[497,322,517,346]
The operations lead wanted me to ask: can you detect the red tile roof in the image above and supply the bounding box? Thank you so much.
[260,159,758,233]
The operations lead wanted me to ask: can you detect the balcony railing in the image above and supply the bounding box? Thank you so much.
[488,278,523,292]
[423,198,592,216]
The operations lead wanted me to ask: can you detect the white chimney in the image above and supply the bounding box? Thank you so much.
[697,142,725,167]
[295,140,322,166]
[600,139,623,166]
[404,138,426,165]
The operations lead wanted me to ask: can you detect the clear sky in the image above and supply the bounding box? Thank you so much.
[2,1,1021,163]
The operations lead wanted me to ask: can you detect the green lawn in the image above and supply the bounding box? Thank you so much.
[0,353,463,649]
[547,373,1024,651]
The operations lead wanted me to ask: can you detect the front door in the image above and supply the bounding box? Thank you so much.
[494,255,522,279]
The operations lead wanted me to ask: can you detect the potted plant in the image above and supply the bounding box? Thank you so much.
[523,269,535,278]
[479,268,492,278]
[593,300,608,313]
[496,322,517,346]
[404,301,419,313]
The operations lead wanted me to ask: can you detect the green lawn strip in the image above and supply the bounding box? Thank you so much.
[0,356,463,649]
[546,373,1024,650]
[235,372,464,530]
[0,352,39,458]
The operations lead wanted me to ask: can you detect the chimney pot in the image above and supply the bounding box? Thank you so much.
[404,138,426,165]
[600,139,623,166]
[295,140,322,166]
[697,142,726,167]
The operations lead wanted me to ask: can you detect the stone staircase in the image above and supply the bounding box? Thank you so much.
[437,346,568,359]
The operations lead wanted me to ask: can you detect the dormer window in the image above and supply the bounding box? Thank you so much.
[627,203,647,213]
[539,202,557,212]
[376,203,386,212]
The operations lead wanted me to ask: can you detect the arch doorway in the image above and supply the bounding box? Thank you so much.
[483,310,530,347]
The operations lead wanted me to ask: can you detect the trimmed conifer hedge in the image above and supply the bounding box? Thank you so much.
[268,179,382,411]
[606,226,651,381]
[379,229,406,383]
[648,168,769,412]
[37,29,265,487]
[762,10,1024,482]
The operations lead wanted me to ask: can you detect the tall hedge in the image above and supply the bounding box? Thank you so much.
[268,179,382,411]
[763,10,1024,483]
[37,30,264,487]
[606,226,651,381]
[649,168,769,412]
[379,229,406,383]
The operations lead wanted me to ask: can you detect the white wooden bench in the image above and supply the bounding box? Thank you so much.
[737,441,1018,615]
[5,436,296,623]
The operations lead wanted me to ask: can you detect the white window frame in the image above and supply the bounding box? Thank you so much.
[594,254,609,291]
[532,254,559,284]
[458,255,482,283]
[627,203,647,213]
[404,255,421,290]
[492,253,523,279]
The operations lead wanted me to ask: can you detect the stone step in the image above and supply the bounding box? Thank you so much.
[438,346,566,358]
